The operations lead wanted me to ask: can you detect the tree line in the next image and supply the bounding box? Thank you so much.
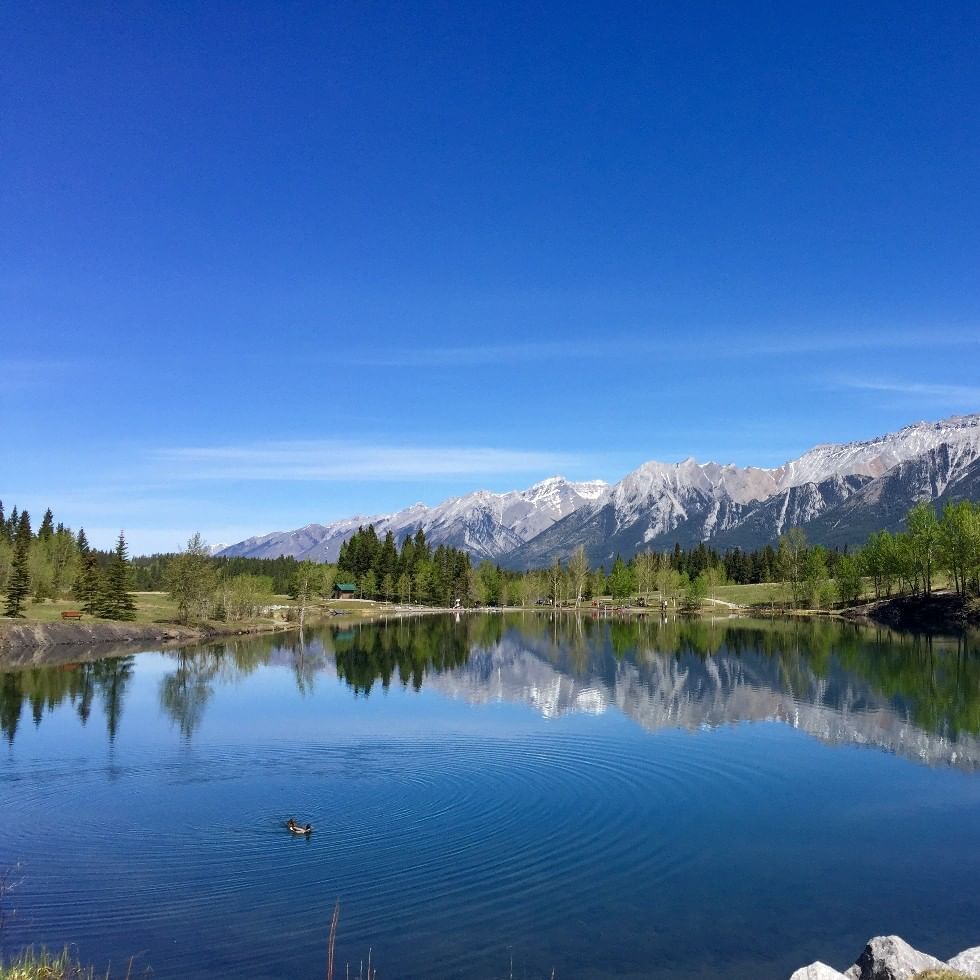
[4,498,979,619]
[130,552,303,595]
[336,525,471,605]
[0,502,307,624]
[465,499,980,610]
[0,503,136,619]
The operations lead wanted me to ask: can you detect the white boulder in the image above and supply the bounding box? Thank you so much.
[848,935,946,980]
[790,962,852,980]
[948,947,980,978]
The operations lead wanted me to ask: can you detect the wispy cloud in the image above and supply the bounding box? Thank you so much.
[332,328,980,367]
[152,441,587,481]
[0,358,78,393]
[833,377,980,403]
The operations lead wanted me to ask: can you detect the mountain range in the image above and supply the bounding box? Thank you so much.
[218,413,980,567]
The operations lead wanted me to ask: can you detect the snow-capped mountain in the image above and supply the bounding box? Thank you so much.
[217,477,608,563]
[218,414,980,565]
[507,414,980,566]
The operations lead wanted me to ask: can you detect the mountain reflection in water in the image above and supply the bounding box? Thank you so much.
[2,615,977,769]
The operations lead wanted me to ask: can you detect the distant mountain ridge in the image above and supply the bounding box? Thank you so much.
[217,414,980,566]
[219,476,608,563]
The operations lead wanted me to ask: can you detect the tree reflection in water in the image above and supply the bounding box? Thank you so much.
[0,656,135,745]
[1,617,978,750]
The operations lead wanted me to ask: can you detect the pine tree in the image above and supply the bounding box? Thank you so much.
[74,529,102,615]
[38,508,55,541]
[103,531,137,621]
[4,515,32,617]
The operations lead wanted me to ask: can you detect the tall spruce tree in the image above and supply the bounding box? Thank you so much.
[103,531,137,621]
[38,508,55,541]
[4,512,32,617]
[74,528,102,615]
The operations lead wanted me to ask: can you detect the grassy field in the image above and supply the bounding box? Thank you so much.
[321,598,385,613]
[1,592,180,624]
[710,582,791,607]
[1,592,297,627]
[0,591,405,628]
[630,578,885,609]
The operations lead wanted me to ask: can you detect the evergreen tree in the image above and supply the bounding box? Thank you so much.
[77,550,103,615]
[398,533,416,578]
[4,534,31,616]
[4,514,32,617]
[38,508,55,541]
[377,530,398,584]
[103,532,137,620]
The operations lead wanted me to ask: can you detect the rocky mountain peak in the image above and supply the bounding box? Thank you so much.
[219,413,980,565]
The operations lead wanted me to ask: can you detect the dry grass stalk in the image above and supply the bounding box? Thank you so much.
[326,899,340,980]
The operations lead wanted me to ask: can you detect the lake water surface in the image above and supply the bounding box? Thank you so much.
[1,614,979,979]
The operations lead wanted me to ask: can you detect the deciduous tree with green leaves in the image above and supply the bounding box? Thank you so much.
[777,528,808,608]
[166,533,218,624]
[905,502,939,594]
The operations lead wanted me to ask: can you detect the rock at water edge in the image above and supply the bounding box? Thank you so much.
[949,947,980,978]
[790,962,851,980]
[849,935,946,980]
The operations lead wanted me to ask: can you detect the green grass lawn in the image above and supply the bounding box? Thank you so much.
[1,592,301,628]
[710,582,789,606]
[0,591,400,628]
[1,592,180,624]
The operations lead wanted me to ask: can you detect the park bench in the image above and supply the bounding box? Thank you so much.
[61,610,83,620]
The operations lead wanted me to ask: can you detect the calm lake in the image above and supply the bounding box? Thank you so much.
[1,614,979,979]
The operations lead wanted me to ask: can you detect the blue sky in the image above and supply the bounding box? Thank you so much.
[2,1,978,553]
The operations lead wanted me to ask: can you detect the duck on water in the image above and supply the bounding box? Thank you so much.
[286,818,312,835]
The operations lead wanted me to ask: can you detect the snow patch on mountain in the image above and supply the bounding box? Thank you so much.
[773,414,980,488]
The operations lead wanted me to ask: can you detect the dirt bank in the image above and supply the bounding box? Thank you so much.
[0,619,296,668]
[842,592,980,633]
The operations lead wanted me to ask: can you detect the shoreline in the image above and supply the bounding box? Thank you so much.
[0,618,297,668]
[2,591,975,667]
